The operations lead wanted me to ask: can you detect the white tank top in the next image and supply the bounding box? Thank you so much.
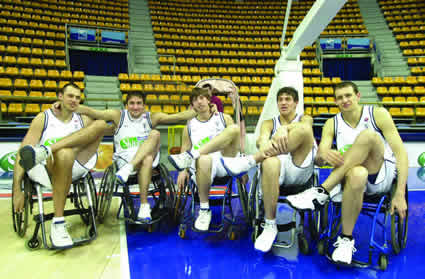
[334,105,394,161]
[113,110,153,161]
[39,109,84,147]
[188,112,226,153]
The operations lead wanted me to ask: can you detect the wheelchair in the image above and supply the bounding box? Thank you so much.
[175,170,249,240]
[317,178,408,271]
[249,167,320,254]
[12,170,98,250]
[97,161,176,231]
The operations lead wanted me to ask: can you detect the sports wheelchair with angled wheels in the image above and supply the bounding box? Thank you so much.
[97,162,176,232]
[249,168,321,254]
[175,170,249,240]
[317,178,408,271]
[12,171,98,250]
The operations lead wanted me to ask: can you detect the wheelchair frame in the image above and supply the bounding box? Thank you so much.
[12,171,98,250]
[176,171,249,240]
[97,162,177,231]
[317,178,408,271]
[248,168,320,254]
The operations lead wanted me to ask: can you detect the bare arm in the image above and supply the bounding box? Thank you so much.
[315,118,335,166]
[374,107,408,217]
[256,119,273,150]
[176,126,192,189]
[223,113,235,127]
[150,109,197,128]
[76,104,121,126]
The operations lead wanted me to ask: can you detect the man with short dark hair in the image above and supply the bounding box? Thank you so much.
[220,86,317,252]
[285,81,408,265]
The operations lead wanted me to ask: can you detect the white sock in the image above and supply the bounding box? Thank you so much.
[200,202,209,210]
[265,218,276,227]
[140,203,150,209]
[190,150,200,159]
[53,216,65,223]
[247,155,256,166]
[125,163,134,171]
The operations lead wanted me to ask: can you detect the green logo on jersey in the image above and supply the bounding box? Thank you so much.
[0,151,17,171]
[338,144,352,155]
[120,136,146,149]
[44,137,63,147]
[193,136,211,150]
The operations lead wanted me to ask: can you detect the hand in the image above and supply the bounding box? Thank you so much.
[271,126,289,154]
[177,170,189,191]
[52,101,62,115]
[321,149,344,167]
[13,190,25,213]
[260,141,280,157]
[390,192,407,219]
[209,103,218,115]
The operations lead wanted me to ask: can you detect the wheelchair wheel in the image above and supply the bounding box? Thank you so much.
[378,253,388,271]
[391,192,408,254]
[74,173,97,225]
[236,177,250,224]
[298,233,310,255]
[248,170,260,227]
[26,237,41,251]
[97,164,117,223]
[157,163,177,212]
[12,174,32,238]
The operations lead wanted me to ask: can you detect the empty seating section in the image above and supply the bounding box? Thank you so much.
[0,0,129,116]
[145,0,367,115]
[379,0,425,74]
[372,75,425,118]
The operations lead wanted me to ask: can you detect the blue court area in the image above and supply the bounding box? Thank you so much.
[125,168,425,279]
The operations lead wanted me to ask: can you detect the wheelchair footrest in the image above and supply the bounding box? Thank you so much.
[277,222,296,232]
[325,253,369,268]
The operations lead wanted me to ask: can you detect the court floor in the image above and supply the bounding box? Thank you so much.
[1,168,424,278]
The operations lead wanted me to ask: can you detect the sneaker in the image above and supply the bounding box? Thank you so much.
[220,156,255,176]
[254,222,278,252]
[116,163,134,184]
[137,203,152,222]
[50,220,73,248]
[19,145,52,171]
[27,164,52,189]
[286,187,329,210]
[194,209,212,231]
[331,236,356,265]
[168,151,194,171]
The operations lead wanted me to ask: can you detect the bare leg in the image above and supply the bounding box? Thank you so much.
[47,148,75,217]
[261,157,281,220]
[137,155,154,203]
[322,130,384,192]
[341,166,368,235]
[49,120,109,153]
[129,130,160,169]
[196,155,212,203]
[198,124,240,156]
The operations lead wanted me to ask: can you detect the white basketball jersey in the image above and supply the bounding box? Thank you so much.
[113,110,153,161]
[39,109,84,147]
[334,105,394,161]
[188,112,226,153]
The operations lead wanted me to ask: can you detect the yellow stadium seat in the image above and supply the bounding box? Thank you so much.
[329,107,340,114]
[317,107,329,115]
[8,103,23,114]
[29,91,43,97]
[389,107,401,117]
[12,90,27,97]
[48,69,60,79]
[401,107,414,117]
[25,103,41,114]
[60,70,73,80]
[14,79,28,90]
[0,90,11,96]
[41,103,52,112]
[73,71,85,81]
[45,80,57,90]
[5,67,19,78]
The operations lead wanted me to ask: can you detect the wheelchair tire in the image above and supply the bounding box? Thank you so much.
[298,233,310,255]
[26,237,41,251]
[236,177,250,224]
[74,173,97,225]
[97,164,116,224]
[247,170,260,228]
[317,239,327,256]
[12,174,32,238]
[158,163,177,212]
[391,189,408,254]
[378,253,388,271]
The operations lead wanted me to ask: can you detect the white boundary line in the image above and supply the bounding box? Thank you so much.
[120,213,130,279]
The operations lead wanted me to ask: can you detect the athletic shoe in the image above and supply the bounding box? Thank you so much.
[50,220,73,248]
[331,236,356,264]
[220,155,255,176]
[27,164,52,189]
[194,209,212,231]
[285,187,329,210]
[168,151,194,171]
[19,145,52,171]
[137,203,152,222]
[254,222,278,252]
[116,163,134,184]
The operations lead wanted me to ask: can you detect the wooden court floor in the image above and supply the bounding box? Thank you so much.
[0,197,125,278]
